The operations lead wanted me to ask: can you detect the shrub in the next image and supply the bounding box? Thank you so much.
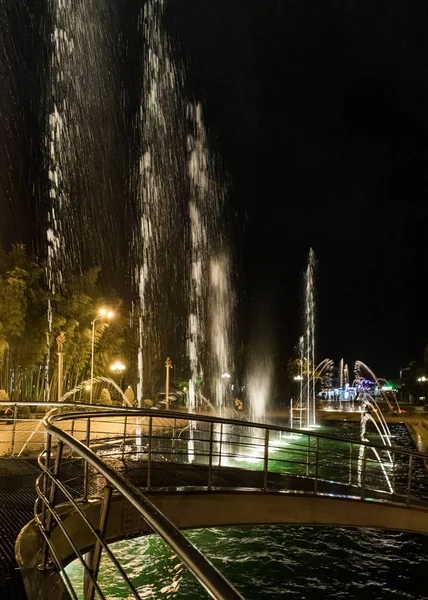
[99,388,112,405]
[124,387,135,406]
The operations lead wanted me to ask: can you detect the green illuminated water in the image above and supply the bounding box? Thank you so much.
[66,526,428,599]
[65,421,428,598]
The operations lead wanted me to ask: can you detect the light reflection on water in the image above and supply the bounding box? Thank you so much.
[64,421,428,599]
[65,525,428,599]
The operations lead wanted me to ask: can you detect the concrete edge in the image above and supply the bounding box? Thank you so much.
[15,519,71,600]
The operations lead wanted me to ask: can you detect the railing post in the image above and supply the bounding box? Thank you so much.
[147,417,153,490]
[306,435,311,477]
[41,434,52,526]
[218,423,223,467]
[11,404,18,456]
[43,440,64,567]
[208,422,214,490]
[69,418,76,458]
[406,455,413,506]
[121,412,128,462]
[314,436,320,494]
[263,429,269,491]
[360,445,367,500]
[349,443,353,486]
[83,416,92,502]
[392,452,396,494]
[172,418,176,464]
[85,483,113,600]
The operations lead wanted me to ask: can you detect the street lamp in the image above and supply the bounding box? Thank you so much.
[294,375,304,381]
[90,308,114,405]
[418,376,427,382]
[111,360,126,391]
[110,361,126,374]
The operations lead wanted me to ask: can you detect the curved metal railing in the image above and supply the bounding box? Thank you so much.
[16,405,428,600]
[35,408,244,600]
[46,407,428,508]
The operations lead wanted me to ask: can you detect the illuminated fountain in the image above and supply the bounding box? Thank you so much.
[292,250,319,429]
[134,0,235,409]
[295,358,333,427]
[45,0,119,400]
[247,356,273,423]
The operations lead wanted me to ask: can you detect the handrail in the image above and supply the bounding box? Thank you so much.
[41,412,244,600]
[29,405,428,600]
[47,407,428,461]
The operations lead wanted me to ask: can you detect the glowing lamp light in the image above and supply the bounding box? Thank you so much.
[98,308,114,319]
[110,361,125,373]
[85,384,91,391]
[418,377,427,382]
[293,375,303,381]
[222,372,231,379]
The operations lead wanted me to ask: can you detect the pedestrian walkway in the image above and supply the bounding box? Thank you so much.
[0,458,40,600]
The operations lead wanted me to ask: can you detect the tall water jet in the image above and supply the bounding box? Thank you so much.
[302,248,316,427]
[247,356,273,423]
[187,103,211,407]
[188,103,234,412]
[45,0,70,399]
[135,0,235,410]
[339,358,344,389]
[46,0,121,399]
[209,255,234,411]
[135,0,187,404]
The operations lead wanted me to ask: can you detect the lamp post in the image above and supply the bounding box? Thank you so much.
[90,308,114,405]
[110,360,126,391]
[165,357,173,410]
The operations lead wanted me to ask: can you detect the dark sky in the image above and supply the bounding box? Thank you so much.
[2,0,428,378]
[168,0,428,377]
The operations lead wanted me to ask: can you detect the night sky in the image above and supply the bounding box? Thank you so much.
[2,0,428,378]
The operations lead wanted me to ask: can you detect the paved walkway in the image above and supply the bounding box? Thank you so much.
[0,458,41,600]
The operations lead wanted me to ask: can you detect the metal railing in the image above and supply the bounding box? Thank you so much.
[13,405,428,600]
[0,401,136,457]
[48,408,428,509]
[35,408,244,600]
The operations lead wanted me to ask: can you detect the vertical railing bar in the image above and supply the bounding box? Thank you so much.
[69,418,75,458]
[121,413,128,462]
[83,416,92,502]
[392,452,396,494]
[263,429,269,491]
[147,417,153,490]
[349,443,353,486]
[43,440,64,567]
[306,435,311,477]
[172,418,176,464]
[406,454,413,506]
[41,434,52,525]
[219,423,223,467]
[85,483,113,600]
[208,422,214,490]
[360,445,367,500]
[11,404,18,456]
[314,436,319,494]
